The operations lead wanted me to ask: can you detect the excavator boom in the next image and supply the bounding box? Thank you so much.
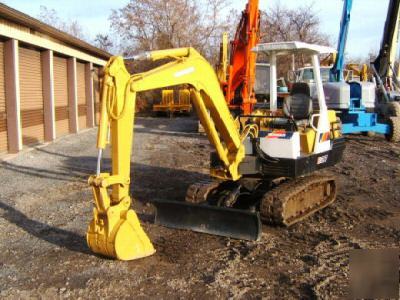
[373,0,400,81]
[87,48,259,260]
[222,0,260,114]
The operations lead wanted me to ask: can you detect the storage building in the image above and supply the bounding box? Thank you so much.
[0,3,110,155]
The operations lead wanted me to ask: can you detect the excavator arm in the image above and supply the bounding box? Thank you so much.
[223,0,260,114]
[373,0,400,81]
[87,48,253,260]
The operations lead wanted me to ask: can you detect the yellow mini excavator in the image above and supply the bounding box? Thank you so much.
[87,43,345,260]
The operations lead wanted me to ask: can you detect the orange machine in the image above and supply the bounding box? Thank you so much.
[221,0,260,115]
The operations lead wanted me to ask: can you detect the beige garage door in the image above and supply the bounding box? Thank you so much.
[77,62,87,130]
[19,47,44,146]
[53,55,69,137]
[0,42,7,153]
[93,66,101,125]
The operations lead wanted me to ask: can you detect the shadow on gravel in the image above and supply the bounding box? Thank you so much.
[1,152,208,202]
[0,148,98,181]
[134,117,201,138]
[0,160,83,182]
[136,116,198,132]
[133,127,201,139]
[0,201,91,255]
[49,152,209,202]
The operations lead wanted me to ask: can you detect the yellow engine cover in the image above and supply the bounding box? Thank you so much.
[300,129,316,154]
[328,110,342,139]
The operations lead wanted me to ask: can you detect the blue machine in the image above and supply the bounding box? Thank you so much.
[329,0,352,83]
[340,83,390,135]
[325,0,394,138]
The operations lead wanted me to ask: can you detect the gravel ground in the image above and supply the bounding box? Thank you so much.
[0,116,399,299]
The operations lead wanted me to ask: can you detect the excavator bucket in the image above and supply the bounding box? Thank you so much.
[87,208,156,261]
[87,175,156,261]
[153,200,262,241]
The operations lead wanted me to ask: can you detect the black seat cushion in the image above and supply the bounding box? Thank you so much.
[291,82,311,96]
[283,83,313,120]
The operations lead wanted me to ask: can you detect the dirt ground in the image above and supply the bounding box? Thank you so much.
[0,116,399,299]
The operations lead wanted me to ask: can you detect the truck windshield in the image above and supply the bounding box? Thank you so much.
[302,68,330,82]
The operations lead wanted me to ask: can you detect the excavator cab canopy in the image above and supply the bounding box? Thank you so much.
[252,41,336,112]
[253,41,336,56]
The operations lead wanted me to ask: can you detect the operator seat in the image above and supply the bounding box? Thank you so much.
[283,82,313,121]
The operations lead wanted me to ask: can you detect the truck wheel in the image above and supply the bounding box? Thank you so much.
[385,117,400,142]
[387,102,400,117]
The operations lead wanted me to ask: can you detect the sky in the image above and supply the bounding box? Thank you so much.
[1,0,391,58]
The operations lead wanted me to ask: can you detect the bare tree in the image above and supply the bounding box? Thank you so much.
[109,0,231,64]
[94,34,115,52]
[37,6,60,28]
[261,3,330,45]
[37,6,88,41]
[259,2,331,75]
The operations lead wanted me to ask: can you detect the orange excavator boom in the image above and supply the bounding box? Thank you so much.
[222,0,260,115]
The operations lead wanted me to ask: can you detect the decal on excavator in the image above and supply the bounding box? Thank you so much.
[319,132,330,142]
[174,67,195,78]
[266,130,294,139]
[317,154,329,165]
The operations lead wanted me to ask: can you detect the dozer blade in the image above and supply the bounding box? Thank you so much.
[153,200,262,241]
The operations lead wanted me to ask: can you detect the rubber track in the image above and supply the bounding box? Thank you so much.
[185,180,220,203]
[260,175,337,226]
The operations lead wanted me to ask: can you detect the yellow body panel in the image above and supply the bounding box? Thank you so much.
[327,110,342,139]
[327,110,337,123]
[300,129,316,154]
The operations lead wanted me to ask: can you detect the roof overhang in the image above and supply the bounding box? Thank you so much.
[0,3,112,60]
